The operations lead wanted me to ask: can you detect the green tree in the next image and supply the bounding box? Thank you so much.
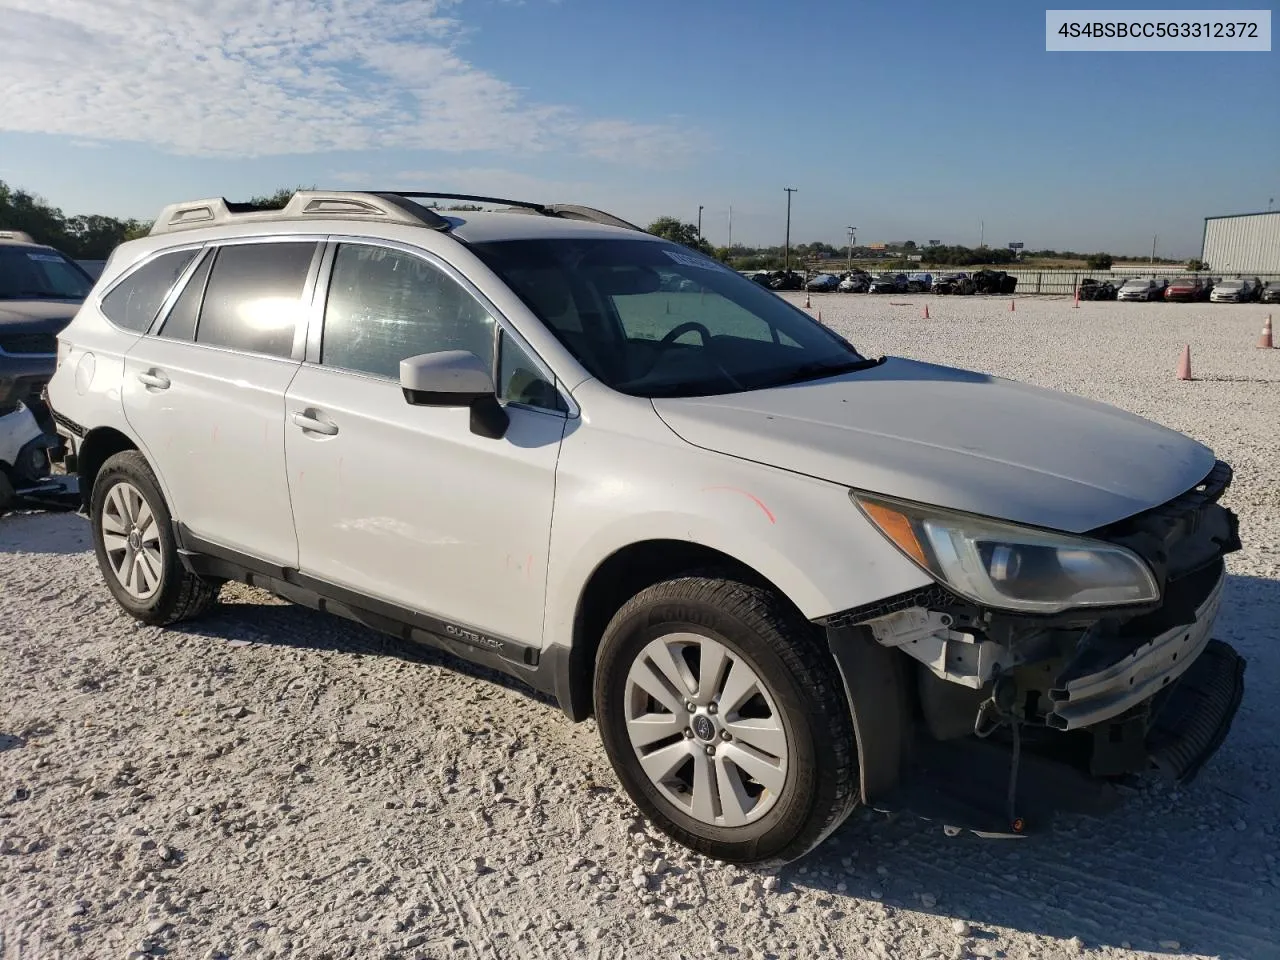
[646,216,713,255]
[903,240,917,250]
[1187,258,1208,271]
[64,214,147,259]
[1085,252,1113,270]
[244,185,316,210]
[0,180,73,251]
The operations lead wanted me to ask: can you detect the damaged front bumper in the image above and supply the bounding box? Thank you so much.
[821,459,1248,834]
[1047,563,1225,732]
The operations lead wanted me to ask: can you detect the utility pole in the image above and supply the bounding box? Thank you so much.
[846,225,857,267]
[697,205,703,239]
[1151,234,1157,266]
[784,187,797,272]
[979,219,985,248]
[727,205,733,252]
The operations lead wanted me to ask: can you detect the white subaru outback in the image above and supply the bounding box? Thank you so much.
[48,191,1246,865]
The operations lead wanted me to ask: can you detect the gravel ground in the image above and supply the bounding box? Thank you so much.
[2,294,1279,960]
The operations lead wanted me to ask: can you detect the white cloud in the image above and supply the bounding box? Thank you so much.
[0,0,704,164]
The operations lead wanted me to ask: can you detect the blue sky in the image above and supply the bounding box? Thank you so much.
[0,0,1276,256]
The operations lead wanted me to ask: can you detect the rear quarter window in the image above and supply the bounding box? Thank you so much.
[100,249,199,332]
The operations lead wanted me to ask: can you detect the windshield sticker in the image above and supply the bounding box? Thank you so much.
[26,253,64,263]
[662,249,726,273]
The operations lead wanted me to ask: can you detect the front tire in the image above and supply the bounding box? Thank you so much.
[90,451,221,625]
[594,575,859,866]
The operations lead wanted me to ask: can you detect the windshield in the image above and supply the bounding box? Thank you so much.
[470,237,871,398]
[1122,279,1149,287]
[0,246,93,300]
[1217,280,1243,289]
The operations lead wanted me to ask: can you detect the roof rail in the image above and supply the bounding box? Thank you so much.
[148,191,450,236]
[385,192,646,232]
[147,189,646,237]
[0,229,36,243]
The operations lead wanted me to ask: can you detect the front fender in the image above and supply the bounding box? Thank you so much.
[542,387,932,653]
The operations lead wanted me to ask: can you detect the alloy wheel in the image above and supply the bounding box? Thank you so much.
[623,632,789,827]
[100,480,163,601]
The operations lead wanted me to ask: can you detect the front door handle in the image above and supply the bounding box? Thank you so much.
[292,410,339,436]
[137,369,171,390]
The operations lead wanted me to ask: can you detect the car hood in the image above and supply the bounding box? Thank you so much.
[652,357,1214,533]
[0,299,81,335]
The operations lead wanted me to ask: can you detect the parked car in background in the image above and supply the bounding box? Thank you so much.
[806,273,840,292]
[1261,281,1280,303]
[932,272,975,295]
[1209,277,1262,303]
[906,272,933,293]
[1164,277,1209,302]
[768,270,804,291]
[838,273,869,293]
[867,273,903,294]
[1,230,95,449]
[1077,278,1118,301]
[972,270,1017,295]
[1117,278,1165,302]
[48,189,1248,865]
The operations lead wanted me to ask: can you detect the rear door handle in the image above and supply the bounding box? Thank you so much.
[292,410,339,436]
[137,370,170,390]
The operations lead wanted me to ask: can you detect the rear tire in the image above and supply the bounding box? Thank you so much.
[90,451,221,625]
[594,575,859,866]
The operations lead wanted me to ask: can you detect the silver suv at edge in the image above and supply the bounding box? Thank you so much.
[47,191,1247,865]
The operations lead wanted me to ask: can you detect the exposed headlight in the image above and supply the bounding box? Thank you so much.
[852,492,1159,614]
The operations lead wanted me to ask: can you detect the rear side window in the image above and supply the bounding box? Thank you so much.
[100,250,198,332]
[156,251,213,342]
[196,242,316,358]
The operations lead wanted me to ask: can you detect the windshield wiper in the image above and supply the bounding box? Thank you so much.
[765,355,885,387]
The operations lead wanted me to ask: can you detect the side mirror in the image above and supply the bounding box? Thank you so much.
[399,350,509,440]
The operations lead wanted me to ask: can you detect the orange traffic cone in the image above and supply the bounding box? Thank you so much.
[923,304,930,319]
[804,293,812,309]
[1073,289,1080,308]
[1176,345,1193,380]
[1009,299,1016,312]
[817,310,822,323]
[1259,315,1273,349]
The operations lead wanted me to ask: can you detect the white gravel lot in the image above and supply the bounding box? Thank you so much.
[2,293,1279,960]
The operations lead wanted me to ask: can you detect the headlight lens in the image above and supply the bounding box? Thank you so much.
[852,492,1159,614]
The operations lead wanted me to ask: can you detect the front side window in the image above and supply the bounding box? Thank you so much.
[322,244,496,379]
[196,242,316,358]
[471,237,870,398]
[99,249,197,331]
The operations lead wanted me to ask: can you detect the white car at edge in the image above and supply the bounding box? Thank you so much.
[47,191,1247,865]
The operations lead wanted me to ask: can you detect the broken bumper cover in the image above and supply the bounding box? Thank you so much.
[1046,566,1225,730]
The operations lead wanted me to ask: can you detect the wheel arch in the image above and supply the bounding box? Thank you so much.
[560,538,794,723]
[76,426,140,506]
[559,538,915,807]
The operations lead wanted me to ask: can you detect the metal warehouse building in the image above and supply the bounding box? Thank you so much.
[1201,211,1280,274]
